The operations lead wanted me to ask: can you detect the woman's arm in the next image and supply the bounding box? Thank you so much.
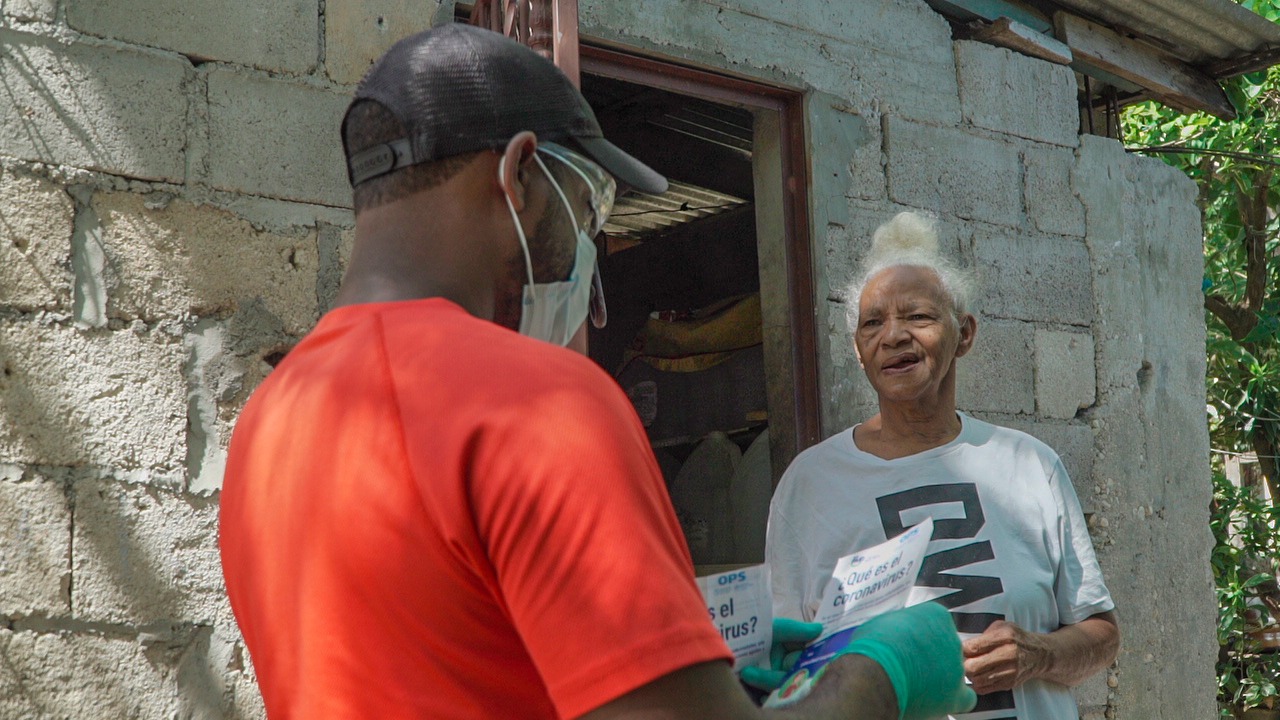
[961,611,1119,694]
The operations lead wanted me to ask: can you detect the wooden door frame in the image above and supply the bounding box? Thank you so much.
[579,45,821,463]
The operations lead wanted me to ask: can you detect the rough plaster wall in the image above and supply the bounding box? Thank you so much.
[1074,136,1217,719]
[581,3,1214,718]
[0,1,434,717]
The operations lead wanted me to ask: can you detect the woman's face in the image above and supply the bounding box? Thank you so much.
[854,265,976,408]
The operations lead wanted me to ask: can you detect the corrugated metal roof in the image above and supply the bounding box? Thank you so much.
[603,180,748,240]
[581,73,755,243]
[1045,0,1280,70]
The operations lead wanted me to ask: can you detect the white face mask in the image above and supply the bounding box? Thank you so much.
[500,154,598,347]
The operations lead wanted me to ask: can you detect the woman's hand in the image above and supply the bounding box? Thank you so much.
[961,620,1047,694]
[962,612,1120,694]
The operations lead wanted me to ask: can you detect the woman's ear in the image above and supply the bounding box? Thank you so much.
[498,131,539,212]
[954,313,978,358]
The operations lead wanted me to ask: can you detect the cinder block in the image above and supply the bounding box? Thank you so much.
[822,223,859,310]
[205,69,350,207]
[1036,329,1096,419]
[71,474,226,626]
[956,319,1035,415]
[972,229,1093,325]
[1074,137,1145,397]
[2,0,55,22]
[1073,671,1110,718]
[696,0,956,66]
[885,117,1022,228]
[325,0,438,85]
[1024,146,1086,237]
[67,0,318,74]
[0,629,183,719]
[0,30,188,182]
[0,465,70,616]
[184,312,285,497]
[0,169,74,310]
[1126,153,1206,397]
[955,40,1078,147]
[185,321,231,496]
[206,624,268,720]
[94,191,319,335]
[0,322,186,470]
[810,93,883,208]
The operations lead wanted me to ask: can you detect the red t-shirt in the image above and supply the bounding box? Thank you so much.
[219,299,731,719]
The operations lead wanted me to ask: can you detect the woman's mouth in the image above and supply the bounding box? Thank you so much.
[883,354,920,374]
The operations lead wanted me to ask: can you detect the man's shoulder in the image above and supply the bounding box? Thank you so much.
[378,301,603,373]
[371,301,629,419]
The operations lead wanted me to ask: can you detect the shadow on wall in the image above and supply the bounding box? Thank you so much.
[0,45,111,171]
[0,332,259,718]
[0,30,188,183]
[0,38,273,719]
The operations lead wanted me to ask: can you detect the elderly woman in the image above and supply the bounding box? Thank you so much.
[766,212,1119,719]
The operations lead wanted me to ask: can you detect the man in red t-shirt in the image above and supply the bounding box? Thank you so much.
[219,23,975,720]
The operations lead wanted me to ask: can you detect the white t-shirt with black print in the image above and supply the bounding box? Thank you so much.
[766,413,1114,720]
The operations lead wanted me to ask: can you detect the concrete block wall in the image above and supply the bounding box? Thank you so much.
[0,2,437,716]
[582,3,1213,718]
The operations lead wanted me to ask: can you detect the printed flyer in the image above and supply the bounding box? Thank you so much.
[764,518,934,708]
[696,564,773,671]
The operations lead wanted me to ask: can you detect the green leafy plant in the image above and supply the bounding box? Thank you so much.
[1212,471,1280,714]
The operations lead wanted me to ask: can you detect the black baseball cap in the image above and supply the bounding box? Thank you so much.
[341,23,667,195]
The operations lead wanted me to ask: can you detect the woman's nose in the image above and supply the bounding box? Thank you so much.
[882,317,910,345]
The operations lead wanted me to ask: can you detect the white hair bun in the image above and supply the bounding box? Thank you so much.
[846,211,976,326]
[865,211,940,268]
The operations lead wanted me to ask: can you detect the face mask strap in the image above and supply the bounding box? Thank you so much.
[544,150,608,236]
[499,155,537,289]
[533,153,585,248]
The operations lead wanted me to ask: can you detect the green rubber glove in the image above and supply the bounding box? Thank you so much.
[773,617,824,644]
[740,617,823,691]
[836,602,977,720]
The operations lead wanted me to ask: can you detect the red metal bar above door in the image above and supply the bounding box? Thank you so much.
[469,0,580,87]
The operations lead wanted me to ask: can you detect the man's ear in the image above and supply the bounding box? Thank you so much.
[498,131,539,212]
[954,313,978,358]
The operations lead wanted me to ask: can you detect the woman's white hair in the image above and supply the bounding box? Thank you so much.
[846,212,976,328]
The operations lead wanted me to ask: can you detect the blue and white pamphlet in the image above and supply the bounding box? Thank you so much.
[696,564,774,671]
[764,518,933,707]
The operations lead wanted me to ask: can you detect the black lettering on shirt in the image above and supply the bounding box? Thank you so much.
[876,483,1016,714]
[877,483,985,539]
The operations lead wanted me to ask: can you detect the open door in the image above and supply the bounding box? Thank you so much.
[579,49,817,572]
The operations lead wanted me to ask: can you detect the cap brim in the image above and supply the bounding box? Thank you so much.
[575,137,669,196]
